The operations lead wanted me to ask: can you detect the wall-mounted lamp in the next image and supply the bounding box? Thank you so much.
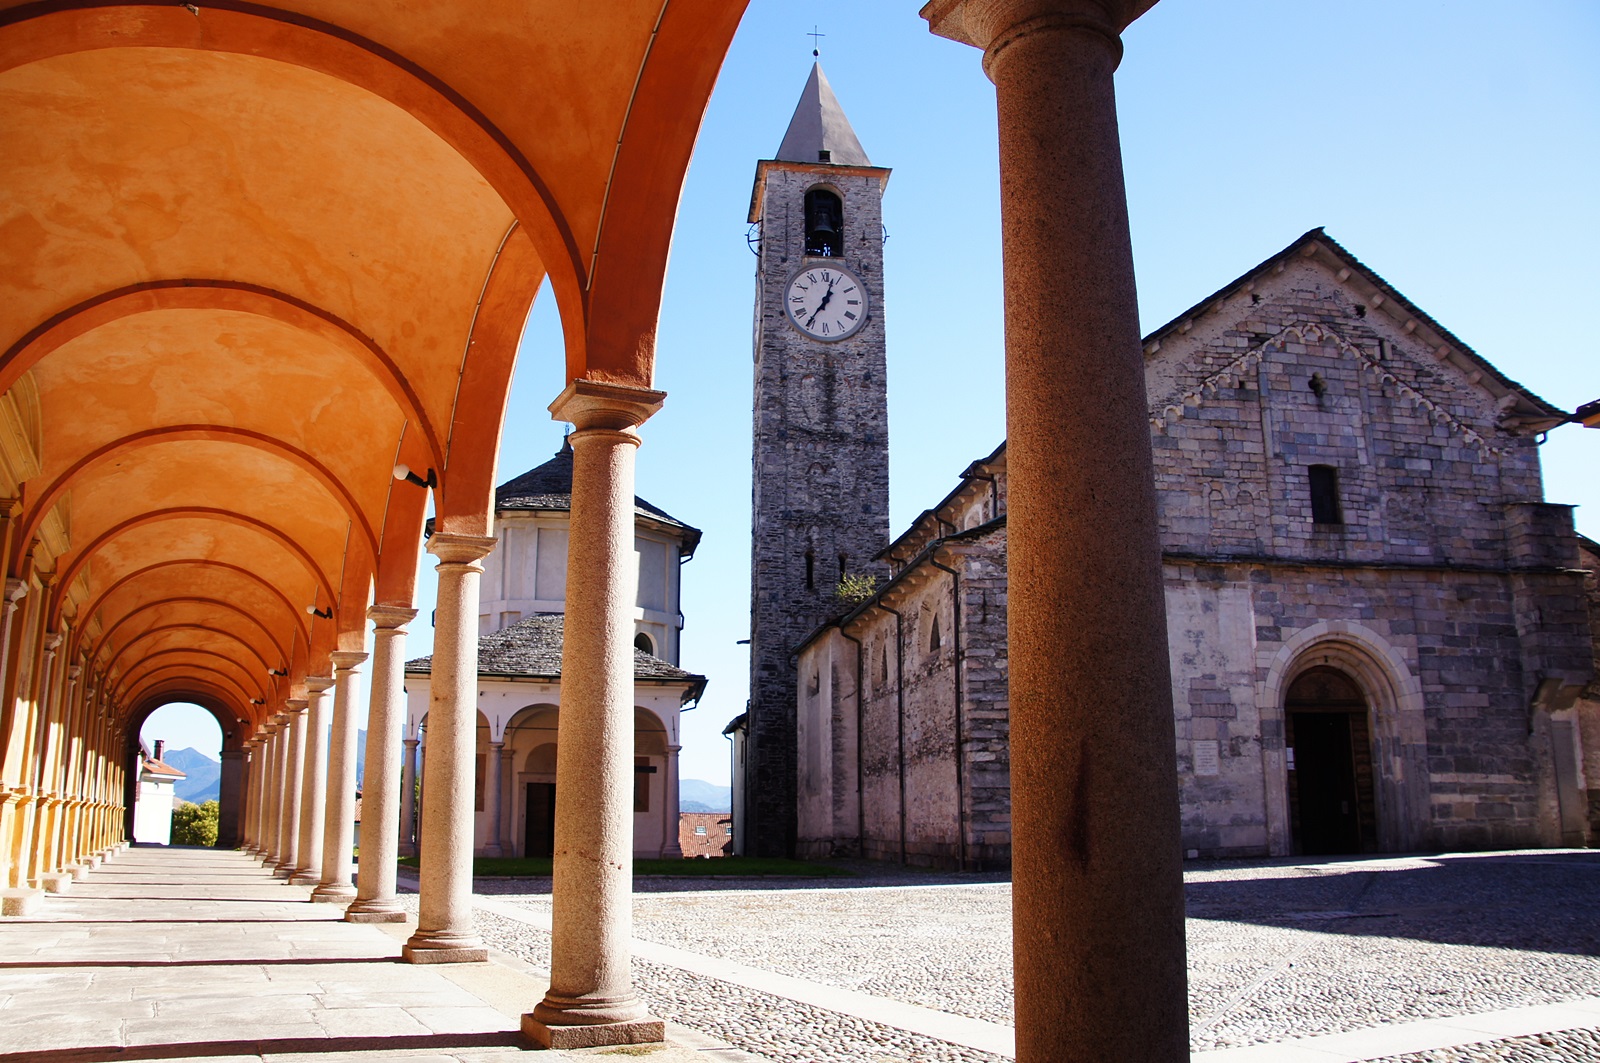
[249,698,264,706]
[269,667,287,677]
[306,605,332,619]
[393,463,437,489]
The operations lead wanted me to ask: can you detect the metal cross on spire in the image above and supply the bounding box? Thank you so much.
[808,25,825,58]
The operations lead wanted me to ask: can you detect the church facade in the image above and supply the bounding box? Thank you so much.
[787,229,1596,864]
[405,442,706,860]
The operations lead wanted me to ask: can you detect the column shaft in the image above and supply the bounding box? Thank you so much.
[922,4,1190,1059]
[291,681,333,883]
[314,653,367,902]
[346,606,416,922]
[399,738,419,858]
[483,741,504,857]
[274,705,306,877]
[402,534,495,964]
[527,382,665,1049]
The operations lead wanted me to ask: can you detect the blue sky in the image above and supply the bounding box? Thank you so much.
[145,1,1600,785]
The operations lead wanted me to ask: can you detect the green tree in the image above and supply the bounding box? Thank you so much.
[170,800,219,847]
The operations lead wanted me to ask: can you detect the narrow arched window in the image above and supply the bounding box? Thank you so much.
[930,616,942,653]
[634,631,654,656]
[1309,465,1342,525]
[804,189,842,257]
[805,549,815,590]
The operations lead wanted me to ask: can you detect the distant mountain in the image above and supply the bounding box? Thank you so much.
[679,779,731,813]
[165,747,221,804]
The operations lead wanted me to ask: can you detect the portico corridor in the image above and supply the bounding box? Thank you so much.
[0,846,745,1062]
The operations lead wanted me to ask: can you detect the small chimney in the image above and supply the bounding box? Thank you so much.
[153,740,165,763]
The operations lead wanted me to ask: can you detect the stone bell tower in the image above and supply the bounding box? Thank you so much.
[744,65,891,858]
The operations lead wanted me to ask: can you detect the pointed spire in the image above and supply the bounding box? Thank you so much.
[775,64,871,167]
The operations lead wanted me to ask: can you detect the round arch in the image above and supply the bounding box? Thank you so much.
[17,426,379,569]
[123,691,247,849]
[0,281,447,470]
[1260,621,1429,854]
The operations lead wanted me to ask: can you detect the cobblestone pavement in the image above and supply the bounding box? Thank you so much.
[445,849,1600,1062]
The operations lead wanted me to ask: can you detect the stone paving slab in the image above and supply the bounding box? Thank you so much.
[0,847,760,1063]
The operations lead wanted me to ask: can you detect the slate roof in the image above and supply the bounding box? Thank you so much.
[405,613,704,685]
[494,440,701,556]
[775,63,871,167]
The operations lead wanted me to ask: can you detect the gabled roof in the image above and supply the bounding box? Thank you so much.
[494,440,701,556]
[405,613,704,686]
[1141,228,1569,431]
[776,64,871,167]
[877,440,1005,563]
[141,758,185,780]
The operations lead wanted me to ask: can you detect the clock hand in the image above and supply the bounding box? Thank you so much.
[805,280,837,328]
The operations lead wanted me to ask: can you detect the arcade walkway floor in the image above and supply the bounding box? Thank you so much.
[0,847,749,1062]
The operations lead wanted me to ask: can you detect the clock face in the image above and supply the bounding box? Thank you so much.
[784,264,869,341]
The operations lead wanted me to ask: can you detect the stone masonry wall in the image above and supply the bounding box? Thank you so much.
[1149,257,1581,856]
[748,162,890,857]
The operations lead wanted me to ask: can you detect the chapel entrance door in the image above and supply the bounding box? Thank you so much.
[1286,666,1376,855]
[525,782,556,858]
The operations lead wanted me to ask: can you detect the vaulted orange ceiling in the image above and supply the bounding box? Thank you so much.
[0,0,747,734]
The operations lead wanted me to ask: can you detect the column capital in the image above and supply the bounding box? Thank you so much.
[2,577,24,604]
[402,737,420,748]
[285,700,309,715]
[304,675,335,695]
[330,650,369,671]
[548,378,665,432]
[427,532,497,565]
[368,604,419,630]
[922,0,1152,66]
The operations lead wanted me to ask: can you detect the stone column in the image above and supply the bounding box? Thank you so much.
[260,723,284,864]
[499,744,516,854]
[660,743,683,859]
[399,736,420,858]
[922,4,1188,1061]
[218,749,243,849]
[346,605,416,923]
[483,740,504,857]
[291,678,334,884]
[239,741,258,853]
[313,652,368,903]
[526,380,665,1049]
[402,534,495,964]
[273,702,307,877]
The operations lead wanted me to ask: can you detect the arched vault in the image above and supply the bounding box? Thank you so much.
[0,0,747,735]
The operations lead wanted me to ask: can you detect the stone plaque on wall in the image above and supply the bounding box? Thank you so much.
[1193,740,1220,777]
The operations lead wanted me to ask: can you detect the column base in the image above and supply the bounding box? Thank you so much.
[271,862,296,878]
[402,927,488,963]
[288,869,321,886]
[1,888,44,916]
[39,873,72,894]
[521,1014,664,1050]
[401,942,489,964]
[345,904,408,923]
[66,864,89,880]
[309,883,357,904]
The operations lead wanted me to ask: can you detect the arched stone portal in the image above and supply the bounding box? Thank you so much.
[1284,667,1375,855]
[123,694,245,848]
[1263,622,1431,854]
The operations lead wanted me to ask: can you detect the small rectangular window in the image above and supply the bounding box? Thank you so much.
[694,825,707,835]
[1309,465,1342,525]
